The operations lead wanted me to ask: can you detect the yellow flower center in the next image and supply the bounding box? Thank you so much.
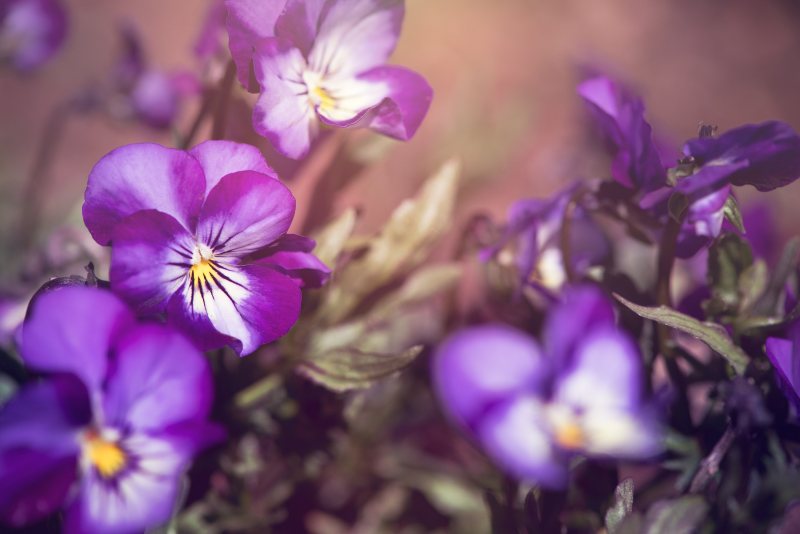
[190,257,218,289]
[310,85,336,112]
[84,432,127,478]
[189,243,220,289]
[554,421,585,450]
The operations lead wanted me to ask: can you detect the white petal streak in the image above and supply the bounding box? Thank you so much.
[181,259,256,354]
[317,75,388,123]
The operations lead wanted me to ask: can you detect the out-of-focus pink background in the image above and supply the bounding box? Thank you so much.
[3,0,800,257]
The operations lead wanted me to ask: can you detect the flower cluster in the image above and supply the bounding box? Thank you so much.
[6,0,800,532]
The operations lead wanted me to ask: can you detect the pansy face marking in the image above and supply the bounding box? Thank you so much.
[82,429,128,479]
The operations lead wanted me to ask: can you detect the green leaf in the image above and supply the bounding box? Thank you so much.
[614,294,749,374]
[722,195,746,234]
[705,233,754,318]
[643,496,708,534]
[297,345,423,392]
[605,479,635,534]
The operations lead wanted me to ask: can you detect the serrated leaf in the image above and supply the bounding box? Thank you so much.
[311,208,359,268]
[297,345,423,392]
[722,195,746,234]
[615,294,749,374]
[316,159,461,324]
[643,496,708,534]
[605,479,635,534]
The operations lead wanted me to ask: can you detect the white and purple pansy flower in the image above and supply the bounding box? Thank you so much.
[432,286,662,487]
[225,0,433,159]
[82,140,330,356]
[0,0,67,72]
[0,287,222,532]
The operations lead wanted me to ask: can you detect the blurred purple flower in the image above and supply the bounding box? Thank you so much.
[82,141,330,356]
[0,287,222,531]
[194,0,226,61]
[433,286,662,487]
[0,0,66,72]
[226,0,433,159]
[110,24,199,129]
[578,74,673,192]
[486,185,610,293]
[766,322,800,413]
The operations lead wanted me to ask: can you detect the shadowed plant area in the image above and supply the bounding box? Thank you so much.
[3,0,800,532]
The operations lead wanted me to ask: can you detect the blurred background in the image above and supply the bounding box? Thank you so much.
[3,0,800,272]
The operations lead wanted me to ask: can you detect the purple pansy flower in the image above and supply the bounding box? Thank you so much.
[486,185,610,293]
[0,287,221,531]
[0,0,66,72]
[433,286,662,487]
[83,141,330,356]
[226,0,433,159]
[578,74,673,193]
[765,322,800,413]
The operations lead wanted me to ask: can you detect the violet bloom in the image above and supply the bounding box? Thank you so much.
[110,24,199,129]
[433,286,661,487]
[0,0,66,72]
[83,141,329,356]
[226,0,433,159]
[578,74,673,193]
[765,322,800,413]
[0,287,221,531]
[487,185,610,293]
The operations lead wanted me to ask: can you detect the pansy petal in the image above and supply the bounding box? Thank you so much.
[360,66,433,140]
[196,171,295,256]
[685,121,800,192]
[224,0,287,89]
[169,262,301,356]
[0,376,87,527]
[673,160,749,204]
[255,250,330,288]
[478,397,568,488]
[308,0,403,77]
[189,140,275,196]
[63,433,188,534]
[578,75,667,192]
[167,290,238,353]
[109,210,196,315]
[554,327,643,411]
[765,336,800,410]
[252,37,316,159]
[103,324,213,432]
[543,285,616,369]
[275,0,327,56]
[22,287,136,392]
[580,408,663,458]
[83,143,206,245]
[432,325,549,429]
